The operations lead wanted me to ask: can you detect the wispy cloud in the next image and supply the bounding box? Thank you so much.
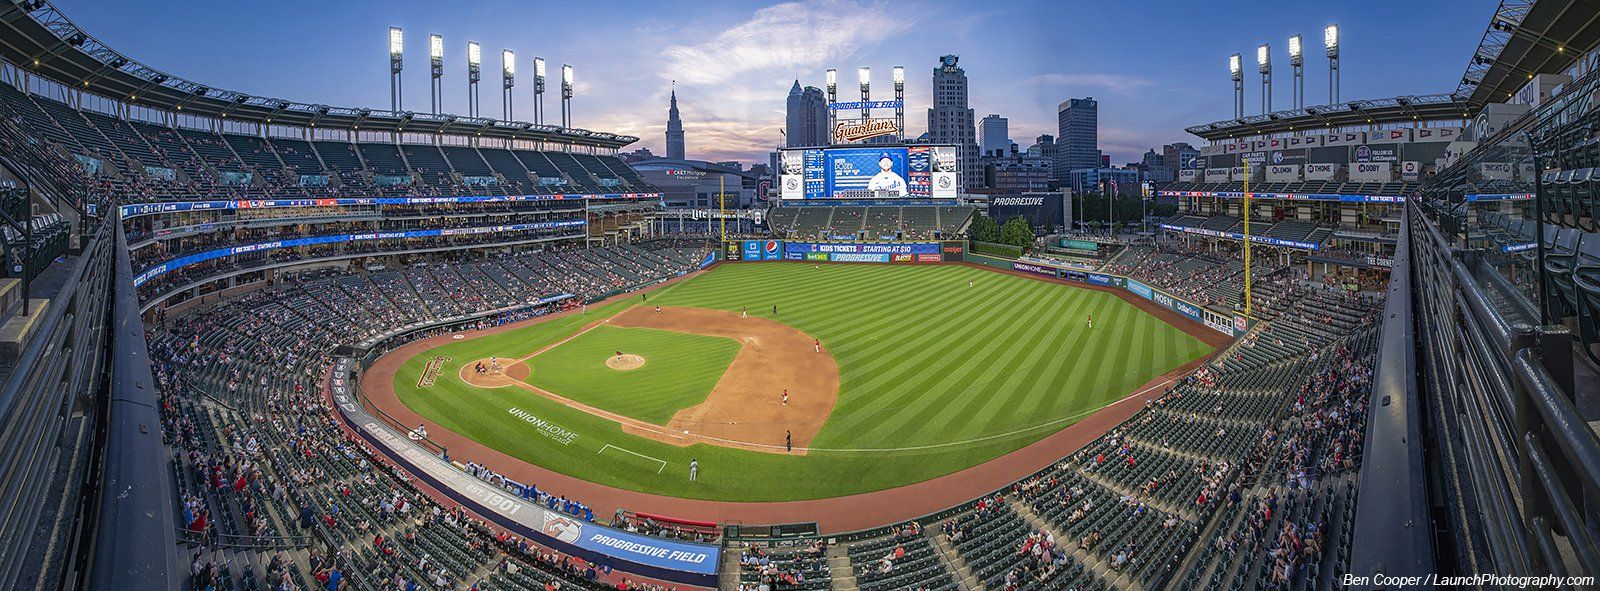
[661,0,924,86]
[1022,73,1156,93]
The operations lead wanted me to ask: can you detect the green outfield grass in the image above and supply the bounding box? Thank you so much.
[392,263,1214,501]
[524,325,741,424]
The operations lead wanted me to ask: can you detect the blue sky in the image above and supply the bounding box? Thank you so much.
[53,0,1489,165]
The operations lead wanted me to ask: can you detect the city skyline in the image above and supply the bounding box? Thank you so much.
[49,0,1488,165]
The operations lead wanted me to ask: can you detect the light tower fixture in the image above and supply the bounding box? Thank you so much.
[501,49,515,120]
[1288,34,1304,109]
[892,65,905,140]
[533,57,546,125]
[428,34,443,114]
[1325,24,1341,104]
[858,66,870,123]
[1257,43,1272,114]
[560,64,573,128]
[388,27,403,112]
[825,68,838,139]
[466,41,482,118]
[1229,53,1243,119]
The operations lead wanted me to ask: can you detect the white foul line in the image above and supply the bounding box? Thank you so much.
[598,443,668,474]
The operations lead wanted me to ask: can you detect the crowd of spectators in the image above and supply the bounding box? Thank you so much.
[147,242,710,591]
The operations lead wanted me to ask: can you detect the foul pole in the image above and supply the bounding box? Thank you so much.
[719,176,727,246]
[1242,160,1253,317]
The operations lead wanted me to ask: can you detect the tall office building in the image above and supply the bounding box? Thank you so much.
[1056,97,1099,178]
[665,88,685,159]
[927,54,981,190]
[980,114,1010,156]
[785,81,828,147]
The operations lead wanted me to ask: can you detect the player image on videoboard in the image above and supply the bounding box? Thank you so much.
[866,152,909,196]
[825,147,910,199]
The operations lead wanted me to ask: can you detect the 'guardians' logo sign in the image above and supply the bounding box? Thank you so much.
[833,118,899,143]
[418,356,451,388]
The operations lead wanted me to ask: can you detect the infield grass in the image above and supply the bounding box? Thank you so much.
[524,325,741,424]
[393,263,1214,501]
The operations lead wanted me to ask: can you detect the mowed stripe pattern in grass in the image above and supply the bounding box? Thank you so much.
[647,263,1212,449]
[391,262,1215,501]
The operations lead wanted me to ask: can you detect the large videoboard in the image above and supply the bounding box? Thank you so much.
[779,145,959,200]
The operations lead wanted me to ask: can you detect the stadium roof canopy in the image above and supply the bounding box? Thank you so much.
[1455,0,1600,109]
[1184,94,1470,141]
[0,0,638,150]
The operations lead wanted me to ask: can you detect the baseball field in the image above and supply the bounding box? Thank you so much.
[386,263,1214,502]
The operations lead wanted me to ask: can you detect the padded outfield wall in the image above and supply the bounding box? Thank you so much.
[728,240,1245,338]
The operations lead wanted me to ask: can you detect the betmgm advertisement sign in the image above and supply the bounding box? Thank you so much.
[780,145,959,200]
[985,193,1067,229]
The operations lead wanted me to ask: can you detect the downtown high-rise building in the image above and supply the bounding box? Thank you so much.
[665,88,685,159]
[1056,97,1099,179]
[980,114,1010,157]
[785,81,828,147]
[927,54,981,190]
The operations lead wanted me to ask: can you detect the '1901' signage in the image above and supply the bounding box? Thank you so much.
[834,118,899,143]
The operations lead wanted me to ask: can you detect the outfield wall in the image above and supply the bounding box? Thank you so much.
[734,240,1245,337]
[730,239,965,263]
[965,250,1248,338]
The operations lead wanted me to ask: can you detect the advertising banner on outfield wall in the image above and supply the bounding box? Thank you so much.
[742,240,785,261]
[940,241,966,261]
[780,242,941,263]
[1121,278,1236,337]
[1012,262,1060,277]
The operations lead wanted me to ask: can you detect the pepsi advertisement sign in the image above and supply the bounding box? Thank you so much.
[741,240,785,260]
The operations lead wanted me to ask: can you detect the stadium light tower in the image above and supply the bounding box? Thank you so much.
[1325,24,1340,104]
[1229,53,1243,119]
[502,49,515,120]
[858,67,870,123]
[388,27,403,112]
[893,65,905,140]
[467,42,482,118]
[560,64,573,127]
[825,68,837,141]
[533,57,546,125]
[1289,34,1304,109]
[1257,43,1272,114]
[429,34,443,115]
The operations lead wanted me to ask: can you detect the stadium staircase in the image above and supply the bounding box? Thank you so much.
[824,544,856,591]
[924,529,978,591]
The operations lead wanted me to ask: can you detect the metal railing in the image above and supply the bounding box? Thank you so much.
[0,216,117,590]
[1403,198,1599,580]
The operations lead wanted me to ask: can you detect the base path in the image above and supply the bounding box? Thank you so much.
[456,305,839,454]
[609,306,839,454]
[359,262,1233,533]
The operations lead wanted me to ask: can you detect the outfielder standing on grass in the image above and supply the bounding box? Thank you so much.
[689,458,698,481]
[1087,314,1093,329]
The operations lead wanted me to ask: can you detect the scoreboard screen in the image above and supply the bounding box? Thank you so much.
[779,145,958,200]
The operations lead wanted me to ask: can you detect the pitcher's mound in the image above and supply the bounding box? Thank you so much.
[606,354,646,371]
